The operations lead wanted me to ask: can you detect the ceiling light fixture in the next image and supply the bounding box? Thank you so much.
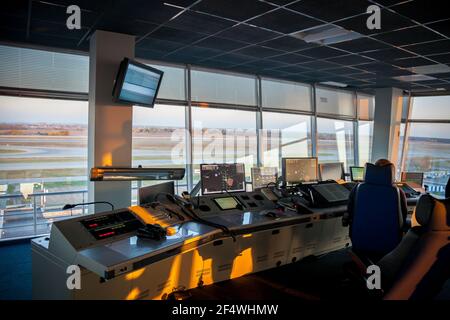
[292,25,363,45]
[393,74,437,82]
[320,81,348,88]
[407,64,450,75]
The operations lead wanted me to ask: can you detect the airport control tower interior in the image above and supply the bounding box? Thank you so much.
[1,0,450,302]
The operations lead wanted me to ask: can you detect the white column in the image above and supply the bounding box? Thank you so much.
[88,30,135,212]
[371,87,403,165]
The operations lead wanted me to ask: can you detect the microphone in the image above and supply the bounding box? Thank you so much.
[62,201,115,211]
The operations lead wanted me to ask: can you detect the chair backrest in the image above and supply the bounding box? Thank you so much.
[351,163,403,258]
[383,195,450,300]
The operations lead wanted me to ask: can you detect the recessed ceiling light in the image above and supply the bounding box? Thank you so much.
[436,88,446,91]
[393,74,437,82]
[291,25,363,45]
[320,81,348,88]
[407,64,450,75]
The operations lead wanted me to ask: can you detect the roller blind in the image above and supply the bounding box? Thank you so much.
[316,86,355,118]
[357,94,375,121]
[0,45,88,93]
[261,78,312,112]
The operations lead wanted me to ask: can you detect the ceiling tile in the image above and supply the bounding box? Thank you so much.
[325,54,374,65]
[331,37,390,53]
[389,0,450,23]
[287,0,370,22]
[195,36,248,51]
[373,26,444,46]
[393,56,436,68]
[268,53,314,64]
[217,24,280,44]
[165,11,235,35]
[234,45,284,58]
[299,60,341,70]
[260,36,318,52]
[402,40,450,56]
[299,46,348,58]
[336,9,416,36]
[248,8,322,34]
[193,0,273,21]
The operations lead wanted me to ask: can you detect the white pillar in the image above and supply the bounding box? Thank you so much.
[371,88,404,165]
[88,30,135,212]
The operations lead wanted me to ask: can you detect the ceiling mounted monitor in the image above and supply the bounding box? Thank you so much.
[112,58,164,108]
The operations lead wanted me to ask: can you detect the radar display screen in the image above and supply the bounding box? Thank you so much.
[213,197,239,210]
[282,158,318,184]
[350,166,365,182]
[251,167,278,189]
[200,163,246,195]
[80,210,143,240]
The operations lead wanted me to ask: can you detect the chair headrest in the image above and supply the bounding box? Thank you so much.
[414,194,435,226]
[413,195,450,231]
[364,163,395,186]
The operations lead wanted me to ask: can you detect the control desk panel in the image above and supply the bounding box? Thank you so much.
[193,191,277,217]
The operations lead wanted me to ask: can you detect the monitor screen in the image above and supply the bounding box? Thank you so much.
[251,167,278,189]
[350,167,365,182]
[213,197,239,210]
[113,58,163,108]
[200,163,246,195]
[138,181,174,205]
[282,158,318,184]
[401,172,424,188]
[319,162,344,181]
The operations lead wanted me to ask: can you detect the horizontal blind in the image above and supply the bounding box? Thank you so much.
[261,78,312,112]
[0,45,88,93]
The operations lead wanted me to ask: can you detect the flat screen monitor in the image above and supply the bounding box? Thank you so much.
[112,58,163,108]
[319,162,345,181]
[401,172,424,188]
[200,163,246,195]
[138,181,174,205]
[350,166,365,182]
[282,157,318,184]
[213,197,239,210]
[251,167,278,189]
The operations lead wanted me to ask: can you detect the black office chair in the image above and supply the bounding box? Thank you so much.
[350,163,404,261]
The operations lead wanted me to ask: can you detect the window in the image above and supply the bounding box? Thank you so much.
[262,112,312,169]
[316,87,355,118]
[148,64,185,101]
[261,79,312,111]
[357,94,375,166]
[0,95,88,239]
[0,45,89,93]
[191,69,257,106]
[403,123,450,196]
[317,117,355,171]
[192,107,257,184]
[132,104,187,200]
[410,96,450,120]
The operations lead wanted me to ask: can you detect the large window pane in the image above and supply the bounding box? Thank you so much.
[191,70,256,106]
[261,79,312,111]
[317,118,355,171]
[358,120,373,166]
[148,64,185,101]
[403,123,450,196]
[316,87,355,118]
[411,96,450,120]
[0,96,88,239]
[132,104,187,198]
[262,112,312,170]
[192,107,257,184]
[0,45,88,93]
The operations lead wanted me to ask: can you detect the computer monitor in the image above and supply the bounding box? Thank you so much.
[200,163,246,195]
[251,167,278,189]
[350,166,365,182]
[112,58,163,108]
[401,172,424,188]
[282,157,318,184]
[319,162,345,182]
[138,181,174,205]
